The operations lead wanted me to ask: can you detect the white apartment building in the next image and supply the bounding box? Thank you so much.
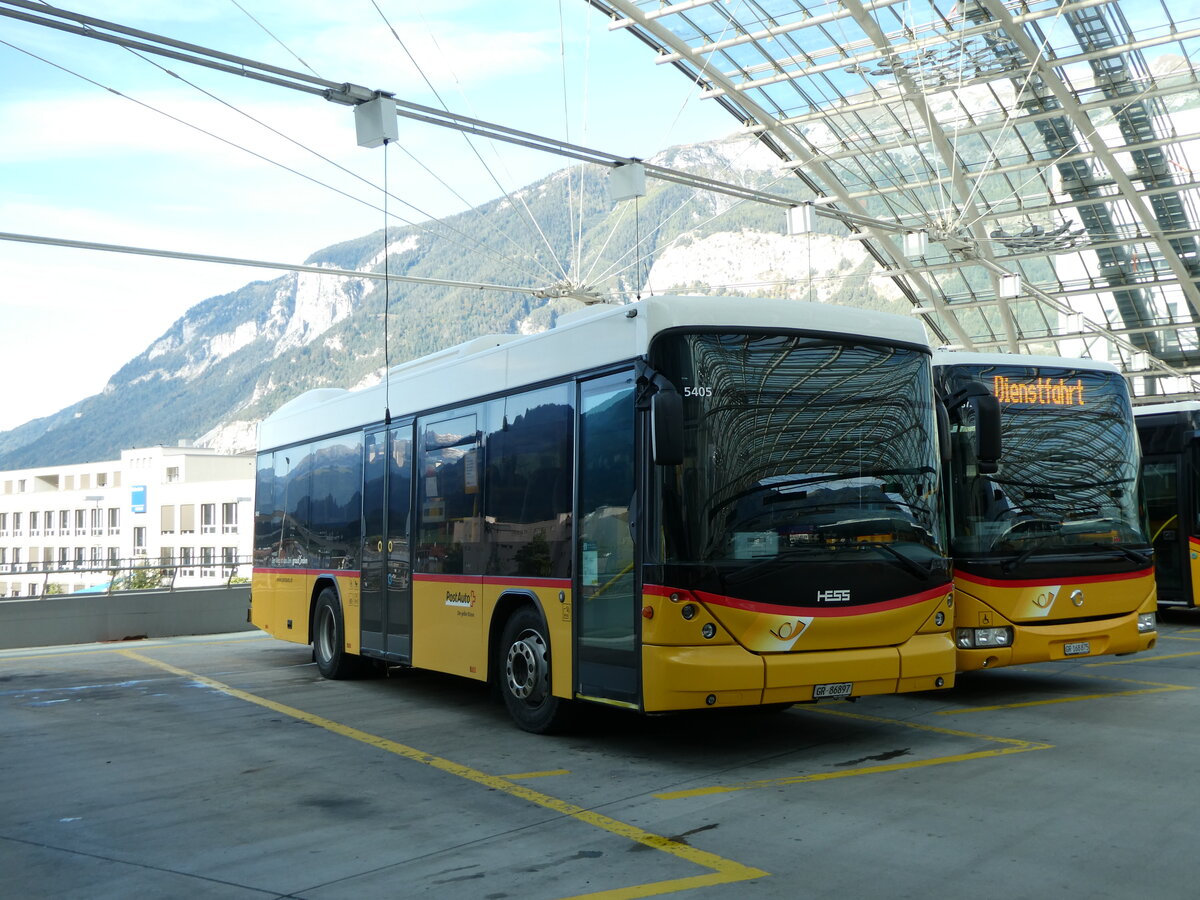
[0,443,255,597]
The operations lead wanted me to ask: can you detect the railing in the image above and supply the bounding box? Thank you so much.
[0,555,254,599]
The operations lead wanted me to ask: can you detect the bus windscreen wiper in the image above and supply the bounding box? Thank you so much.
[710,467,935,518]
[855,541,937,579]
[723,543,826,585]
[1091,543,1152,566]
[1001,540,1060,573]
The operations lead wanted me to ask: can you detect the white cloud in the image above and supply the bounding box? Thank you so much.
[0,0,734,434]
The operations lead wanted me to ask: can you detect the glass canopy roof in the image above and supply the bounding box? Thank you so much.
[588,0,1200,401]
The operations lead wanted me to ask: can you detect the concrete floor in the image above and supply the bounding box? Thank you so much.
[3,612,1199,899]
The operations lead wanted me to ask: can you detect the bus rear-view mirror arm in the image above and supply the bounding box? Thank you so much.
[941,382,1002,475]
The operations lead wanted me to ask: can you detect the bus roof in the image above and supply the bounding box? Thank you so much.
[1134,400,1200,418]
[258,295,931,452]
[931,349,1121,375]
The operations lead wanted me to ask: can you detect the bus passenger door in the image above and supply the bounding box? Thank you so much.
[576,372,640,706]
[1143,456,1188,604]
[361,424,414,660]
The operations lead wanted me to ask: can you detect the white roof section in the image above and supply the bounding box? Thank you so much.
[258,295,931,451]
[1134,400,1200,417]
[933,349,1121,376]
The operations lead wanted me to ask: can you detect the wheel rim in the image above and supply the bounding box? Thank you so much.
[506,628,548,704]
[316,604,335,664]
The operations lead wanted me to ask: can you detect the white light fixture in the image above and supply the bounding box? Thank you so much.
[354,96,398,148]
[787,204,815,235]
[903,231,928,259]
[609,162,646,202]
[998,273,1022,298]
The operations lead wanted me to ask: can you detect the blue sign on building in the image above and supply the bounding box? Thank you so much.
[131,486,147,514]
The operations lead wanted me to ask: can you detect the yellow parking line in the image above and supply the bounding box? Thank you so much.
[1085,650,1200,666]
[936,685,1187,714]
[120,650,767,899]
[501,769,571,779]
[0,634,269,661]
[1076,674,1192,689]
[655,705,1051,800]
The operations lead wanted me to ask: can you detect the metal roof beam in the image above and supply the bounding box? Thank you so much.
[656,0,1114,67]
[980,0,1200,325]
[595,0,976,348]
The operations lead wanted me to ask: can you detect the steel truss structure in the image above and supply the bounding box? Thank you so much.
[589,0,1200,401]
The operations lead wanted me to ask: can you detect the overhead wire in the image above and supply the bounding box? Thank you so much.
[369,0,570,285]
[228,0,323,79]
[0,36,551,287]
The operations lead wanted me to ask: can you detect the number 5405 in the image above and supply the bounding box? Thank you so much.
[683,386,713,398]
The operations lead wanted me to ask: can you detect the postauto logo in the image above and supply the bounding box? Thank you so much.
[445,590,477,608]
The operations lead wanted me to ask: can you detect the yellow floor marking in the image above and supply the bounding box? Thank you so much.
[1158,635,1200,642]
[1084,650,1200,666]
[500,769,571,779]
[1075,674,1193,689]
[0,634,269,662]
[120,650,767,899]
[941,669,1193,713]
[654,705,1052,800]
[937,685,1187,714]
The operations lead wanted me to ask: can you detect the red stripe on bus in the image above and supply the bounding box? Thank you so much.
[252,569,571,592]
[643,582,951,617]
[955,567,1153,589]
[253,568,361,577]
[412,573,572,590]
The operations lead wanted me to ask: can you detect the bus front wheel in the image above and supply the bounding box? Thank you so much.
[498,607,573,734]
[313,588,359,679]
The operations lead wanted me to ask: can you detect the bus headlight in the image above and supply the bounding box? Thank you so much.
[955,626,1013,649]
[1138,613,1156,634]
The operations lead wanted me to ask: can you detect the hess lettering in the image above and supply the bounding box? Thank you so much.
[816,589,851,603]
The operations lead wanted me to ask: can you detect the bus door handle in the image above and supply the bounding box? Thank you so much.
[376,541,383,552]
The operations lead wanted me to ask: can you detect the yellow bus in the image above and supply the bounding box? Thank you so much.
[252,296,957,731]
[934,351,1157,671]
[1136,401,1200,608]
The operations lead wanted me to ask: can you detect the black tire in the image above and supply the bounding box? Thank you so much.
[498,606,573,734]
[313,588,360,679]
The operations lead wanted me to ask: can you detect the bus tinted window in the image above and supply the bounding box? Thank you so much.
[939,364,1146,556]
[308,434,363,570]
[484,384,573,578]
[417,411,484,574]
[278,448,311,568]
[254,452,278,566]
[653,333,943,578]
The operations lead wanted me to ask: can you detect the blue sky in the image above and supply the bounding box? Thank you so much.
[0,0,736,431]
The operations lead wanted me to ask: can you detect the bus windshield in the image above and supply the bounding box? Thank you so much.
[651,332,944,598]
[940,364,1148,558]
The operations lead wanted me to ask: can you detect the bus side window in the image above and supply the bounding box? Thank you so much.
[484,385,573,579]
[417,412,484,575]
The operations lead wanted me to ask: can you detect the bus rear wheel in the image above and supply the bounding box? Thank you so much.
[313,588,359,679]
[498,607,573,734]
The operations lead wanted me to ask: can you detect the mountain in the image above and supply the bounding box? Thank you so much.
[0,135,908,468]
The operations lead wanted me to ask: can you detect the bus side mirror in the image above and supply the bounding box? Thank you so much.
[970,393,1002,474]
[651,388,684,466]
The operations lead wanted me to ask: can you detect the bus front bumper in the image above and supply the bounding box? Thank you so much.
[641,633,955,712]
